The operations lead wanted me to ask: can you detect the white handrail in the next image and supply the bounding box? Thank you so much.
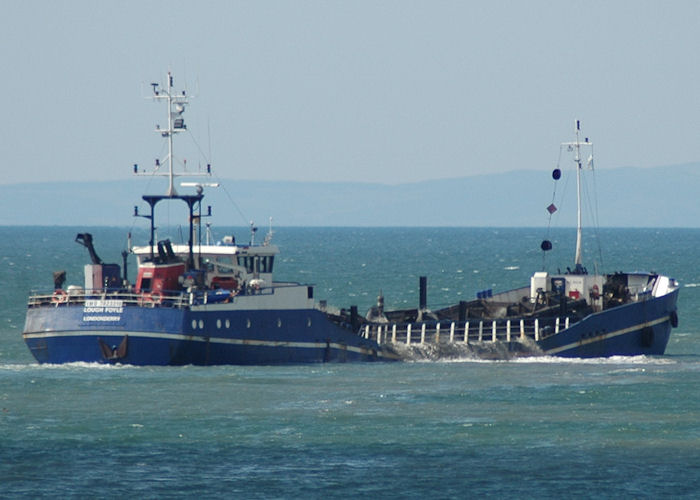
[375,316,571,346]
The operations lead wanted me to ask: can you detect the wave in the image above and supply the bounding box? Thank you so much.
[394,338,542,362]
[509,354,677,366]
[0,361,134,371]
[390,341,680,365]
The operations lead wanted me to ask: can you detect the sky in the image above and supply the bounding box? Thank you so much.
[2,1,700,187]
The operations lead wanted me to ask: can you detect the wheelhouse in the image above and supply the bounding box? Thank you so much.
[132,239,279,294]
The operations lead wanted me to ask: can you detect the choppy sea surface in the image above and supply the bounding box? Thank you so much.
[1,226,699,498]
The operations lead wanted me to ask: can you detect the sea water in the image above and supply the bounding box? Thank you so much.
[1,227,699,498]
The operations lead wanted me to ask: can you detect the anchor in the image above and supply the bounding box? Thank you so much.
[98,335,128,361]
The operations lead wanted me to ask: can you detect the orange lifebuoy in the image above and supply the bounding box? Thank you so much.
[51,289,68,304]
[140,291,163,307]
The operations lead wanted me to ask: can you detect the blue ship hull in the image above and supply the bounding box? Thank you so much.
[354,275,680,359]
[23,304,400,365]
[23,286,679,364]
[536,288,679,357]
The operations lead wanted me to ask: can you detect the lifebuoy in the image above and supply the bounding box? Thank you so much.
[590,284,600,300]
[140,291,163,307]
[670,310,679,328]
[51,289,68,305]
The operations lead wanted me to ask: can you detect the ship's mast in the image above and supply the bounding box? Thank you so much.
[149,72,189,196]
[134,72,214,268]
[574,120,583,269]
[562,120,593,274]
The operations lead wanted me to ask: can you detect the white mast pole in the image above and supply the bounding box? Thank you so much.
[574,119,583,269]
[141,72,203,193]
[166,72,176,197]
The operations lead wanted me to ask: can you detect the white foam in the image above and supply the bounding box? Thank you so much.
[0,361,132,371]
[508,355,677,366]
[409,353,680,366]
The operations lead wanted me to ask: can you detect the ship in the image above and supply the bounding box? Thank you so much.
[365,121,680,358]
[22,72,401,365]
[22,74,679,363]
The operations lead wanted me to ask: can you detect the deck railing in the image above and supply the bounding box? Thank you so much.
[27,289,190,308]
[27,282,305,309]
[361,317,571,345]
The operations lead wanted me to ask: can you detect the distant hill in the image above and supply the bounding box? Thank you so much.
[1,163,698,227]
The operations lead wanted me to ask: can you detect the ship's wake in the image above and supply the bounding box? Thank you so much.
[389,338,544,362]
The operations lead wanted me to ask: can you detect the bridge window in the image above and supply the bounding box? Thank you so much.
[236,256,274,274]
[260,256,274,273]
[237,256,254,273]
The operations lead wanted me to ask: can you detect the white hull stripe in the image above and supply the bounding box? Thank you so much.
[542,315,670,355]
[22,330,401,360]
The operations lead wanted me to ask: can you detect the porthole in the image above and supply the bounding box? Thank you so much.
[225,319,230,329]
[246,319,251,328]
[198,320,204,329]
[307,317,312,327]
[277,318,282,328]
[216,319,222,329]
[191,319,197,330]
